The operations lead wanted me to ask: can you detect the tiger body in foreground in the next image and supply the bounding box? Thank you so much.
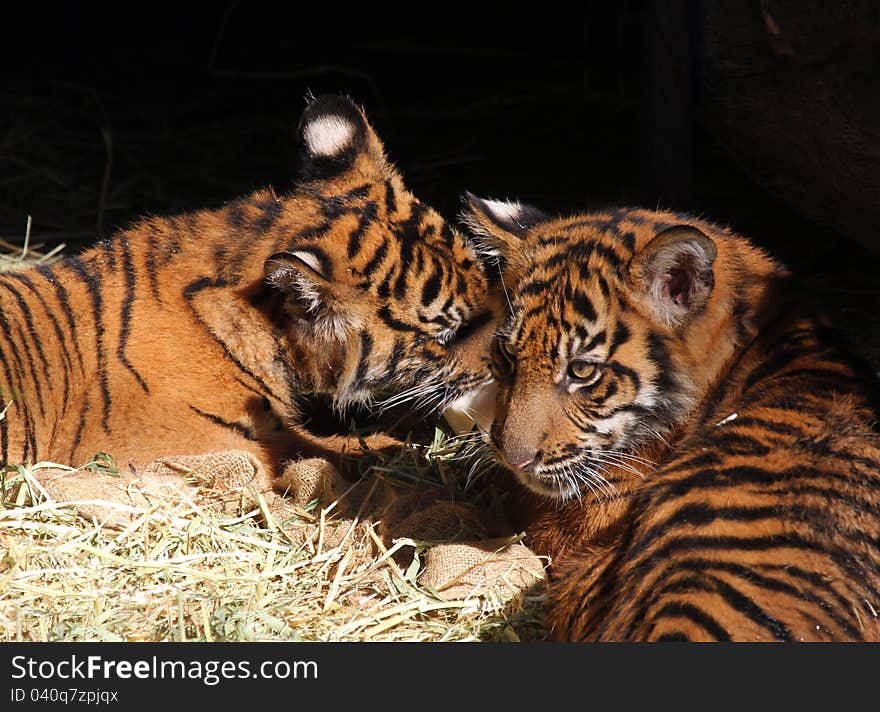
[0,97,495,474]
[463,196,880,641]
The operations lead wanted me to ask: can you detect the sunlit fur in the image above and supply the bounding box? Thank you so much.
[467,200,880,641]
[0,96,496,474]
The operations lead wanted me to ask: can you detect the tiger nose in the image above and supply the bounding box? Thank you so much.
[515,451,542,472]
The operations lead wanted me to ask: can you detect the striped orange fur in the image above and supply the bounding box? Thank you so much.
[463,197,880,641]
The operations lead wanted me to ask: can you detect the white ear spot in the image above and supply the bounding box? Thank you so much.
[291,250,324,276]
[303,115,355,157]
[483,198,523,223]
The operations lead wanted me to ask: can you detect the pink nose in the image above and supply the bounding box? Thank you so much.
[515,452,541,472]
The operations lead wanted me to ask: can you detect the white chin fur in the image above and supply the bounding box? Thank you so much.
[303,115,355,157]
[442,381,498,434]
[517,470,580,501]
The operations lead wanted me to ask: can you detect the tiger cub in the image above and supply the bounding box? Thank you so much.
[0,96,496,475]
[462,196,880,641]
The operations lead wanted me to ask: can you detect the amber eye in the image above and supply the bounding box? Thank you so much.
[568,360,601,385]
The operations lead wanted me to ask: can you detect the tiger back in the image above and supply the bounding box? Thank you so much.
[0,96,496,473]
[462,196,880,641]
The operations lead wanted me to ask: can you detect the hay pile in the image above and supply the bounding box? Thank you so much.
[0,440,546,642]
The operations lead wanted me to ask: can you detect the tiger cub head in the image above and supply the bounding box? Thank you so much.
[262,96,498,411]
[461,196,783,499]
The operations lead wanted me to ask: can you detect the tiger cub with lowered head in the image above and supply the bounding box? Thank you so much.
[462,195,880,641]
[0,96,496,478]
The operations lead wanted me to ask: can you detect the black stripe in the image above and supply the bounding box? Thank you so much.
[346,202,378,259]
[376,271,392,298]
[353,330,374,387]
[5,272,73,409]
[608,320,630,358]
[420,259,442,307]
[655,632,689,642]
[117,235,150,393]
[190,406,258,441]
[383,180,397,216]
[626,531,880,606]
[0,281,54,401]
[757,562,866,634]
[361,240,389,279]
[520,279,551,297]
[571,289,597,322]
[649,601,731,641]
[0,298,39,456]
[0,342,15,461]
[254,191,282,233]
[392,203,427,299]
[628,557,861,640]
[384,338,406,379]
[666,573,793,640]
[34,265,85,372]
[607,361,641,391]
[453,310,493,342]
[14,323,46,420]
[646,331,676,395]
[724,414,806,438]
[653,464,880,515]
[68,257,112,434]
[70,396,90,464]
[582,329,606,353]
[377,305,419,333]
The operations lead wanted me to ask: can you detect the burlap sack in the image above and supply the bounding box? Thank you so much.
[35,451,338,526]
[273,457,337,506]
[419,539,546,602]
[35,450,262,527]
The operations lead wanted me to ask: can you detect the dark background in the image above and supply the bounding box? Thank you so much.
[2,1,879,365]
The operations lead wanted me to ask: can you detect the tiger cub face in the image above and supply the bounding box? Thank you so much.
[262,97,498,411]
[461,197,781,499]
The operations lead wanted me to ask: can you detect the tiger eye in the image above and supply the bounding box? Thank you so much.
[568,360,601,384]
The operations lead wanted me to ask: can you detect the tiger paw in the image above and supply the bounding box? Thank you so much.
[419,539,547,602]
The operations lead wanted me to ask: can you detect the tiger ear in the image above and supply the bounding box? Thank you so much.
[460,192,548,261]
[264,249,356,338]
[297,95,390,181]
[264,249,333,314]
[628,225,717,328]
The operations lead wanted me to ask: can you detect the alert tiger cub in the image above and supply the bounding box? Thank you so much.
[0,96,496,476]
[461,196,880,641]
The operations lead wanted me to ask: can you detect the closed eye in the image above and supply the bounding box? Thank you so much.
[449,310,493,343]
